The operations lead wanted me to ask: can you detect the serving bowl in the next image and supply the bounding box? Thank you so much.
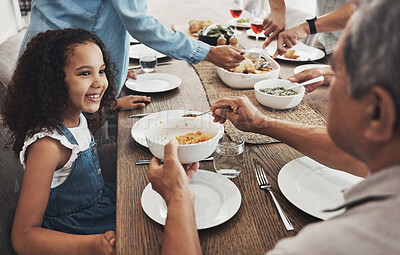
[216,51,280,89]
[145,117,224,164]
[254,79,305,110]
[198,24,233,46]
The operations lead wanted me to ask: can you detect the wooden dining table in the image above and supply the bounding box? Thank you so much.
[116,0,329,254]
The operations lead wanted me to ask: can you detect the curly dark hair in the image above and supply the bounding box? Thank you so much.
[1,28,117,156]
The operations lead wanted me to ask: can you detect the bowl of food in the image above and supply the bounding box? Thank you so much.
[198,24,233,46]
[216,51,280,89]
[145,117,224,164]
[254,79,305,109]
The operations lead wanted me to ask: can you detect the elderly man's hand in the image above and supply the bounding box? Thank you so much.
[262,10,286,48]
[210,96,268,133]
[115,95,151,111]
[273,23,309,58]
[148,139,199,205]
[288,67,333,94]
[204,45,245,69]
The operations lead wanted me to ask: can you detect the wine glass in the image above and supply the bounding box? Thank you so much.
[250,9,267,52]
[228,0,244,35]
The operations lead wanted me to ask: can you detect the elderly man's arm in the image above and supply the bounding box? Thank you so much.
[211,96,368,177]
[148,140,201,255]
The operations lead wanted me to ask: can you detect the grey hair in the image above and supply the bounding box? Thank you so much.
[343,0,400,124]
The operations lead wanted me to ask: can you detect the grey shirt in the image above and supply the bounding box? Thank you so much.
[316,0,350,54]
[267,165,400,255]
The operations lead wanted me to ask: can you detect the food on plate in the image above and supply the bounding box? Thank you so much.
[283,50,299,59]
[189,19,213,35]
[228,56,273,74]
[237,18,250,23]
[259,87,299,96]
[217,35,227,46]
[175,131,213,145]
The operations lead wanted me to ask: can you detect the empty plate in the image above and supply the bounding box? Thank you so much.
[129,44,167,59]
[125,73,181,93]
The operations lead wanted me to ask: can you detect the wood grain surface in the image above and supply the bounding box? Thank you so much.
[117,0,328,254]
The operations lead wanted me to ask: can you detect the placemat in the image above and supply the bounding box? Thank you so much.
[192,61,326,144]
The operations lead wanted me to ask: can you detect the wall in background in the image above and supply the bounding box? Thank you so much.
[286,0,316,16]
[0,0,24,44]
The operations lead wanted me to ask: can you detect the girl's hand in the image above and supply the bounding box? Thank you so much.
[93,231,116,255]
[210,96,269,133]
[126,69,137,81]
[115,95,151,110]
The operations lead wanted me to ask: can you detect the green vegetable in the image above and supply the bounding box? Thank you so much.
[237,18,250,23]
[259,87,299,96]
[202,25,233,37]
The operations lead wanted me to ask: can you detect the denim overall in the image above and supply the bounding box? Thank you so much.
[41,125,116,234]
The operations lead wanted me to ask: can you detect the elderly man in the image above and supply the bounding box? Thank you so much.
[148,0,400,254]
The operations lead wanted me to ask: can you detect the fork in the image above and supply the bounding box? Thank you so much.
[255,168,294,231]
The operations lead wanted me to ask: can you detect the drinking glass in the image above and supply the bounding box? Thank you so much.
[139,49,157,73]
[213,134,245,179]
[228,0,244,35]
[250,9,267,51]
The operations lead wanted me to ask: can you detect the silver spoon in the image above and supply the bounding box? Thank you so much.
[287,76,324,90]
[182,105,232,117]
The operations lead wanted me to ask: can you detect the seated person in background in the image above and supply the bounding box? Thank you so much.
[148,0,400,254]
[21,0,245,110]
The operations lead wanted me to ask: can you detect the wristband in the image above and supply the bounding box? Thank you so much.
[306,16,318,34]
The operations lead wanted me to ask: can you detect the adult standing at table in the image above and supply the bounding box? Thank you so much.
[148,0,400,254]
[20,0,245,110]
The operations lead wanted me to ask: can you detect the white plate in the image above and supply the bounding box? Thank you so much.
[125,73,181,93]
[129,35,139,43]
[294,64,331,74]
[265,42,325,62]
[246,29,266,38]
[129,44,166,59]
[278,156,364,220]
[228,18,250,28]
[141,169,241,229]
[131,110,221,147]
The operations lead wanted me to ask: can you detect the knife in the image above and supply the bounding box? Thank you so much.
[128,62,172,69]
[136,156,214,165]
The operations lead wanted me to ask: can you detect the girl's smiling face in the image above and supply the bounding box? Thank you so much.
[63,42,108,124]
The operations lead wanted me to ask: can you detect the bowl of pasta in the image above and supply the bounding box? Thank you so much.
[216,51,280,89]
[145,117,224,164]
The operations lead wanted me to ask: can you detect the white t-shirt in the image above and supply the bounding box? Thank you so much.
[20,114,92,188]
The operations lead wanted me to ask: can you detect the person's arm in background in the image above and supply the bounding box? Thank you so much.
[110,0,244,70]
[262,0,286,46]
[210,96,369,177]
[288,66,334,94]
[271,2,356,57]
[148,139,201,255]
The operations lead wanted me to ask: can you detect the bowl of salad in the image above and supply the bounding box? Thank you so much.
[198,24,234,46]
[254,79,305,109]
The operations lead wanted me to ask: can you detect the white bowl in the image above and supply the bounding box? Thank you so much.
[145,117,224,164]
[216,52,280,89]
[254,79,305,110]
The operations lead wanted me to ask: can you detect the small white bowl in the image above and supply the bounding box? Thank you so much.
[254,79,305,110]
[145,117,224,164]
[216,52,280,89]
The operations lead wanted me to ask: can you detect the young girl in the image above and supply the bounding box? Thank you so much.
[2,28,118,254]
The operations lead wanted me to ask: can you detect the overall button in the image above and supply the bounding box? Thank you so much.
[100,189,103,195]
[93,147,97,153]
[97,168,101,175]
